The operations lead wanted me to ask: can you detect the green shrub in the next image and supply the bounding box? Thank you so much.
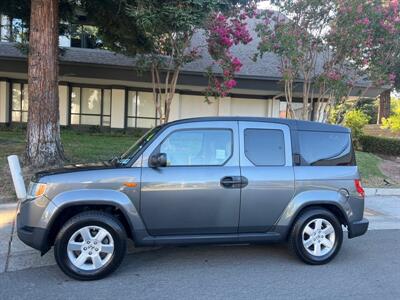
[359,135,400,156]
[343,110,370,141]
[381,98,400,132]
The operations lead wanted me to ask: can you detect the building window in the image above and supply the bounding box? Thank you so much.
[11,83,28,122]
[70,87,111,126]
[127,91,158,128]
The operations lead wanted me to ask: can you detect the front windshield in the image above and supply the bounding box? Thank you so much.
[116,126,162,166]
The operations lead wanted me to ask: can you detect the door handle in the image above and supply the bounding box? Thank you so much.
[220,176,248,189]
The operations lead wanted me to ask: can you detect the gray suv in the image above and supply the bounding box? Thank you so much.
[17,117,368,280]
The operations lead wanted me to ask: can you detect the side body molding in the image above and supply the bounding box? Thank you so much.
[273,190,351,238]
[46,189,149,241]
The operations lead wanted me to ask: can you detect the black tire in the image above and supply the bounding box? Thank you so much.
[54,211,127,280]
[289,208,343,265]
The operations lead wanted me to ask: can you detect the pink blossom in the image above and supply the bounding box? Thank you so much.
[326,70,342,81]
[389,73,396,82]
[356,18,370,26]
[206,11,251,98]
[232,57,242,72]
[361,18,370,25]
[225,79,237,89]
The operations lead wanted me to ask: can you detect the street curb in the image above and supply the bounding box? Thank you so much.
[0,203,18,209]
[364,188,400,196]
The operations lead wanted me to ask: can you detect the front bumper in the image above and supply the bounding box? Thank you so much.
[16,220,49,253]
[16,197,52,254]
[348,218,369,238]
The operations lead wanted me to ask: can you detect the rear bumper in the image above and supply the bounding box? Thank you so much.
[348,218,369,238]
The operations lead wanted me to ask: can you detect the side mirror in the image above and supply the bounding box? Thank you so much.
[149,153,167,168]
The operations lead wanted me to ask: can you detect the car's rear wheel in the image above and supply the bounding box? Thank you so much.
[289,208,343,265]
[54,211,127,280]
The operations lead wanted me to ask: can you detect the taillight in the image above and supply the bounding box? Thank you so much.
[354,179,365,198]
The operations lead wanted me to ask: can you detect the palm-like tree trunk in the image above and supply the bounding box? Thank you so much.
[26,0,64,167]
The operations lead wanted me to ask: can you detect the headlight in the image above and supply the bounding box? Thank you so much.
[27,182,47,199]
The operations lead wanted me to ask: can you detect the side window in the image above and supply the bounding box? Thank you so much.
[159,129,232,166]
[298,131,355,166]
[244,129,285,166]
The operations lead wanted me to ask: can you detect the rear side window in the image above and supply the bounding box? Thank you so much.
[298,131,355,166]
[244,129,285,166]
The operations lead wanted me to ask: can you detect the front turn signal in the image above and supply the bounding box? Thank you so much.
[35,183,47,197]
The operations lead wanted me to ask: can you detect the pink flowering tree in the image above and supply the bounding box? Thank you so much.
[205,8,255,100]
[255,2,336,120]
[125,1,258,124]
[254,0,400,122]
[328,0,400,123]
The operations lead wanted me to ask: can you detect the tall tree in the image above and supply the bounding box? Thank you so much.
[84,0,255,124]
[328,0,400,124]
[255,1,337,120]
[255,0,400,122]
[26,0,64,167]
[1,0,75,167]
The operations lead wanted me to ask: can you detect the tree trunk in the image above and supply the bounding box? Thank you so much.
[377,89,391,124]
[26,0,64,167]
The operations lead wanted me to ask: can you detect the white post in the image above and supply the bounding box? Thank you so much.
[7,155,27,200]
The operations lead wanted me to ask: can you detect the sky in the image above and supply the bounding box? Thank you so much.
[257,1,278,10]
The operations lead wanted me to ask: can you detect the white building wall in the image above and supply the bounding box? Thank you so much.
[59,85,68,126]
[180,95,219,118]
[111,89,125,129]
[231,97,268,117]
[0,75,285,128]
[168,93,181,122]
[218,97,232,116]
[271,99,280,117]
[0,81,9,123]
[170,95,278,120]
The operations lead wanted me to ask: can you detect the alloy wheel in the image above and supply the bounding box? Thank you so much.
[302,218,336,257]
[67,225,114,271]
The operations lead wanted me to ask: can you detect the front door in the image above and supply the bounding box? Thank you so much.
[238,121,295,233]
[140,121,241,236]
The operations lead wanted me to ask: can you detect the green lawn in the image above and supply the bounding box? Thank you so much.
[0,129,140,201]
[0,129,139,169]
[355,151,387,186]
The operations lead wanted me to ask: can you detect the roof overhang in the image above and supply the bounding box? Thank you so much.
[0,54,388,100]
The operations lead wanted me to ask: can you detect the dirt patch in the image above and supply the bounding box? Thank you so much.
[379,159,400,185]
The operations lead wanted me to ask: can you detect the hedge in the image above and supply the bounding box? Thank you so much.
[359,135,400,156]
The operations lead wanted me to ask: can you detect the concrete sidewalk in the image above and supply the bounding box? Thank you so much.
[1,195,399,273]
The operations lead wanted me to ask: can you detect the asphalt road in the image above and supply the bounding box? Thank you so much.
[0,229,399,300]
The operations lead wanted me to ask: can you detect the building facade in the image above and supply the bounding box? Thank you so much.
[0,15,386,129]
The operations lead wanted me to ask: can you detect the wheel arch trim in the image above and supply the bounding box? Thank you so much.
[41,189,149,250]
[274,190,351,238]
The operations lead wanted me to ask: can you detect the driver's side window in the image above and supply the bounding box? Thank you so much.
[159,129,232,166]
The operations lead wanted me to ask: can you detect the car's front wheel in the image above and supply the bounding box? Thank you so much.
[54,211,127,280]
[289,208,343,265]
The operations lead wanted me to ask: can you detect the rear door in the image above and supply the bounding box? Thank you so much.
[238,121,295,233]
[140,121,241,236]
